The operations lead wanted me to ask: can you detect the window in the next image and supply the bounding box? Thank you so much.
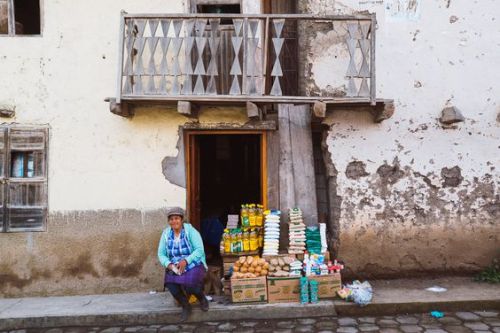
[0,126,48,232]
[0,0,41,36]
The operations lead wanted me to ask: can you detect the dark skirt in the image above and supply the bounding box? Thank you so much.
[164,264,206,288]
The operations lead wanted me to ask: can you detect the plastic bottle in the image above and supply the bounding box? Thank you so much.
[236,230,243,253]
[243,229,250,252]
[223,229,231,253]
[248,204,256,227]
[241,204,250,228]
[256,204,263,227]
[249,229,258,251]
[230,230,237,253]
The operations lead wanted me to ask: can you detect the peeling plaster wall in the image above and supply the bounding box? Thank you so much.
[298,0,500,276]
[0,0,251,297]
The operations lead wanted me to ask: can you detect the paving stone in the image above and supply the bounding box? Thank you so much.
[297,318,316,325]
[337,327,359,333]
[358,324,380,331]
[240,322,259,327]
[443,326,473,333]
[233,329,254,333]
[424,330,447,333]
[293,325,314,333]
[339,317,358,326]
[44,330,64,333]
[316,331,334,333]
[484,319,500,327]
[475,312,499,318]
[397,316,420,325]
[464,323,490,331]
[218,323,237,331]
[138,329,157,333]
[276,322,295,329]
[315,321,336,329]
[422,324,443,329]
[379,329,401,333]
[378,319,399,327]
[193,327,216,333]
[492,328,500,333]
[456,313,482,321]
[9,331,26,333]
[272,330,292,333]
[206,322,221,326]
[125,327,147,333]
[439,317,463,325]
[401,325,423,332]
[99,329,121,333]
[359,317,377,324]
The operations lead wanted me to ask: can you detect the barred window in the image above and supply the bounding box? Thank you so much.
[0,126,48,232]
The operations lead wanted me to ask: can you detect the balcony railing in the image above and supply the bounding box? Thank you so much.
[114,13,377,106]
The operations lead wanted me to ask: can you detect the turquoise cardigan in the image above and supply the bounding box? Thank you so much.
[157,223,208,269]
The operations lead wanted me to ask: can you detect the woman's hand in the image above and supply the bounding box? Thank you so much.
[167,264,174,271]
[177,259,188,274]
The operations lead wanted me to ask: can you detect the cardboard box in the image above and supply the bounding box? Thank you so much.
[267,277,300,303]
[309,273,342,299]
[296,251,330,261]
[231,276,268,303]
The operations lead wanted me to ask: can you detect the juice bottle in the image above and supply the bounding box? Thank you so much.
[236,230,243,253]
[249,229,258,251]
[256,204,263,227]
[230,230,237,253]
[248,204,256,227]
[223,229,231,254]
[258,228,264,248]
[243,229,250,252]
[241,204,249,228]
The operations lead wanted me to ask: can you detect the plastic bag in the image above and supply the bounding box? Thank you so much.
[345,280,373,306]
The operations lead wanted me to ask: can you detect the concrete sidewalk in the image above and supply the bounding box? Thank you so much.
[0,277,499,330]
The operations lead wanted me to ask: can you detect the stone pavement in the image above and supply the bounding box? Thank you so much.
[1,277,499,330]
[2,310,499,333]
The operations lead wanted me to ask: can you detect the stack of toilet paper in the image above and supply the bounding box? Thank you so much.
[319,223,328,253]
[288,208,306,254]
[263,210,281,256]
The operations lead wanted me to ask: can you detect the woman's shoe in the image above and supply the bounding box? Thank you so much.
[172,293,192,322]
[195,292,209,312]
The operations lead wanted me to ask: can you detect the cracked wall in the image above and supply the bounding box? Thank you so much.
[298,0,500,277]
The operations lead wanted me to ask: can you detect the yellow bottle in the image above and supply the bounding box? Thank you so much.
[223,229,231,254]
[249,229,258,251]
[256,204,263,227]
[241,204,250,228]
[248,204,256,227]
[243,230,250,252]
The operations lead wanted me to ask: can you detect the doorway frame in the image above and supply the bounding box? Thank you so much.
[184,130,268,228]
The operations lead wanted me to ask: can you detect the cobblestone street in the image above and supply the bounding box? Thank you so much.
[5,310,499,333]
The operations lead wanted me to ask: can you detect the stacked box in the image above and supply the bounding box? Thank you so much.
[231,276,268,303]
[267,277,300,303]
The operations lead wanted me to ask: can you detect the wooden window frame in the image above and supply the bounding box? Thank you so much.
[0,125,49,233]
[1,0,43,37]
[184,130,267,229]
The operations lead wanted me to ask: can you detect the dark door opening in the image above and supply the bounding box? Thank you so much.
[186,132,265,265]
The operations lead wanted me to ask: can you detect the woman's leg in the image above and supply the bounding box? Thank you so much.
[185,285,209,311]
[165,283,192,322]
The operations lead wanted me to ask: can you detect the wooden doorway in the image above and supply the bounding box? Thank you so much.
[185,130,268,230]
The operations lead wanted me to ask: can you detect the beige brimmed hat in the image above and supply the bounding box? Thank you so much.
[167,207,185,219]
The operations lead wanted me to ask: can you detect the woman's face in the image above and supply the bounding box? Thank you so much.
[168,215,183,231]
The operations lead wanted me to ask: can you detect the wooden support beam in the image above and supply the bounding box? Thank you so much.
[109,98,133,117]
[246,101,260,119]
[313,101,327,118]
[371,100,395,123]
[178,101,199,118]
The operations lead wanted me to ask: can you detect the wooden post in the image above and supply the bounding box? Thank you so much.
[7,0,14,36]
[288,105,318,226]
[313,101,326,118]
[370,13,377,106]
[246,101,260,119]
[178,101,199,118]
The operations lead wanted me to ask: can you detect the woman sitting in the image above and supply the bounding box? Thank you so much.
[158,207,209,322]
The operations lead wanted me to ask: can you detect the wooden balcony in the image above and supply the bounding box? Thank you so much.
[109,13,393,120]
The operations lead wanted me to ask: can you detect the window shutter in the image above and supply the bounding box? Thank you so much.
[6,127,48,232]
[0,128,6,232]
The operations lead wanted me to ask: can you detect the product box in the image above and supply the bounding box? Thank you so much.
[267,277,300,303]
[296,251,330,261]
[308,273,342,299]
[231,276,268,303]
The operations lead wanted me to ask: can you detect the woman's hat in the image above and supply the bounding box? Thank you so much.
[167,207,185,219]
